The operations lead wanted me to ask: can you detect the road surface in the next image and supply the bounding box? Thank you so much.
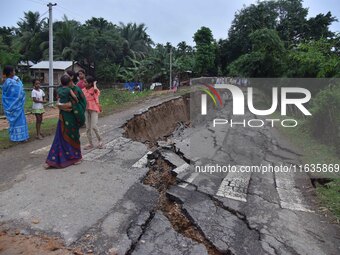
[0,91,339,255]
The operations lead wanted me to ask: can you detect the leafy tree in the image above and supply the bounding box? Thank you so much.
[16,11,47,62]
[118,41,193,85]
[119,22,153,60]
[221,0,337,70]
[136,44,170,84]
[228,29,286,77]
[0,37,20,68]
[120,58,143,82]
[85,17,112,31]
[275,0,308,44]
[193,27,217,76]
[177,41,193,54]
[53,16,80,60]
[305,12,337,40]
[174,41,195,75]
[97,59,123,83]
[288,38,340,78]
[74,18,124,76]
[0,27,20,67]
[0,27,16,47]
[224,1,278,65]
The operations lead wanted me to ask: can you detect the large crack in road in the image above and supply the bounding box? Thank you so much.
[122,92,340,255]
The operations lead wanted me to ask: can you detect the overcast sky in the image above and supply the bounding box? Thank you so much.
[1,0,340,46]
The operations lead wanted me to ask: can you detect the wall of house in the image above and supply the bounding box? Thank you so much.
[32,64,83,85]
[32,70,63,84]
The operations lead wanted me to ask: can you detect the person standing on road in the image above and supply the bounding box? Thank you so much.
[82,76,103,150]
[76,69,86,89]
[1,66,29,142]
[172,75,179,92]
[31,79,46,140]
[66,70,87,127]
[44,74,86,169]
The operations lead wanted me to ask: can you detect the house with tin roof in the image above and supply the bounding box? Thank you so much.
[30,61,83,85]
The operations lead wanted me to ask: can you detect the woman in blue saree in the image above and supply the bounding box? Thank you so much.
[45,74,86,168]
[1,66,29,142]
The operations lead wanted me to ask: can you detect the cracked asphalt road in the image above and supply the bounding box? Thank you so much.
[0,91,339,255]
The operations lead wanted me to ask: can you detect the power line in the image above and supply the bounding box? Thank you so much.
[39,10,49,19]
[37,0,50,4]
[54,7,84,22]
[55,4,86,21]
[26,0,45,6]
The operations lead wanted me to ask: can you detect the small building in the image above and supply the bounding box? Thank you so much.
[30,61,83,85]
[17,61,34,74]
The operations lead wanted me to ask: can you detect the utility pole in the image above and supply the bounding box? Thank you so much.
[169,47,172,90]
[48,3,57,104]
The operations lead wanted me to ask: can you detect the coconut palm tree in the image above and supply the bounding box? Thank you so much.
[73,17,124,76]
[118,22,153,61]
[53,15,80,60]
[16,11,47,62]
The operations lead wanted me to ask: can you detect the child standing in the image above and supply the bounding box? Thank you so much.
[76,69,86,89]
[82,76,103,149]
[31,79,46,139]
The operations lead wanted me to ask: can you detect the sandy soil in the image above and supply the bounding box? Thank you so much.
[0,230,78,255]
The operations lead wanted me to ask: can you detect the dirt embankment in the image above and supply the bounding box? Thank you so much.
[0,230,75,255]
[123,96,190,144]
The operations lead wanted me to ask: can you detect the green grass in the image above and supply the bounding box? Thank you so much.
[24,90,34,112]
[100,89,153,114]
[317,179,340,221]
[0,117,58,150]
[99,87,190,115]
[269,111,340,220]
[99,89,153,116]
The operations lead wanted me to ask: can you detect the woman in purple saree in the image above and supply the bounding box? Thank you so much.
[1,66,29,142]
[45,75,86,168]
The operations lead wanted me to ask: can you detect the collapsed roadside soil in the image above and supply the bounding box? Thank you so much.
[124,95,190,145]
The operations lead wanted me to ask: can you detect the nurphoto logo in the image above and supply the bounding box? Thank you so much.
[200,84,312,128]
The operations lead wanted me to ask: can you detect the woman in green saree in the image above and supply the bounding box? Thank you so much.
[45,74,86,168]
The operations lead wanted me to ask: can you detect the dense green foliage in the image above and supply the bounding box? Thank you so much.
[221,0,338,77]
[0,13,194,85]
[228,29,286,77]
[193,27,218,76]
[308,83,340,153]
[0,0,338,83]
